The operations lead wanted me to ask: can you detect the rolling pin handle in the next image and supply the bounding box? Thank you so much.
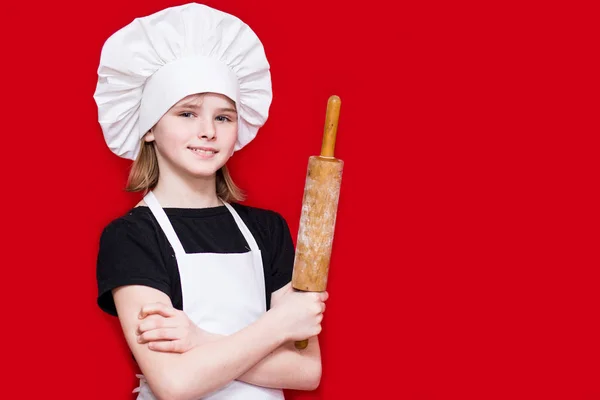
[320,95,341,158]
[295,339,309,350]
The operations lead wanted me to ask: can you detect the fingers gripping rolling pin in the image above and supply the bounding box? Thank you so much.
[292,95,344,350]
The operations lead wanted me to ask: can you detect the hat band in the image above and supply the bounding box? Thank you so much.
[139,55,240,137]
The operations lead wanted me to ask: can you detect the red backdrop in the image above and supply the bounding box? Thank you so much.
[2,0,598,399]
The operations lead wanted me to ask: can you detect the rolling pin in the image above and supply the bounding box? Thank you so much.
[292,95,344,350]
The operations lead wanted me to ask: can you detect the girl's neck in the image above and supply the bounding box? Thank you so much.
[151,173,222,209]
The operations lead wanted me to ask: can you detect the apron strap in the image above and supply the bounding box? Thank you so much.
[222,202,260,253]
[143,191,187,256]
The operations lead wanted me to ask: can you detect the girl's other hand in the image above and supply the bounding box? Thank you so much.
[136,302,220,353]
[269,290,329,343]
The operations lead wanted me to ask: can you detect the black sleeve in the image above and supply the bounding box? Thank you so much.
[96,218,172,316]
[268,211,295,293]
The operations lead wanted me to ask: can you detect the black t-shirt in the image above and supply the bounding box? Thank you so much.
[96,203,295,316]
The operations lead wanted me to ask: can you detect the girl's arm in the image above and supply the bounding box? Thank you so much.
[237,338,321,389]
[137,285,323,390]
[113,284,325,400]
[232,282,323,390]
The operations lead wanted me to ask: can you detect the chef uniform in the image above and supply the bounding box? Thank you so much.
[93,3,282,398]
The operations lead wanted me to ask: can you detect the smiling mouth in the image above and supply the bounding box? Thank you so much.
[188,147,218,155]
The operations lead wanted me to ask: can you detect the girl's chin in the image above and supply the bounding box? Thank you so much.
[185,167,222,178]
[161,152,228,179]
[184,161,226,178]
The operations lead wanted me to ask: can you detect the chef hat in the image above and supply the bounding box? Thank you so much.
[93,3,272,160]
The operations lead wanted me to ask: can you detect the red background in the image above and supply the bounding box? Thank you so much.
[2,0,599,398]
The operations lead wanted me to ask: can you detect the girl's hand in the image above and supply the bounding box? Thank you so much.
[136,302,220,353]
[269,290,329,342]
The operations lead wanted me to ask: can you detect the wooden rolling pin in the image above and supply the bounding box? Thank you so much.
[292,95,344,350]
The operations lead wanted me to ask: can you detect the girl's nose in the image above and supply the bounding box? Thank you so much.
[199,122,216,140]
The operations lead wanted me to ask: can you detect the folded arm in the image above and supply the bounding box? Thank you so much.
[229,283,322,389]
[114,283,324,400]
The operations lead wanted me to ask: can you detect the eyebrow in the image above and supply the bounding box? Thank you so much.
[174,104,237,114]
[216,107,237,114]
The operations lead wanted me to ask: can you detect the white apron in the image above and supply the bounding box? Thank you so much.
[133,191,284,399]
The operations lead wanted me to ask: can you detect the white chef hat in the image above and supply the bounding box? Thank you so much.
[93,3,272,160]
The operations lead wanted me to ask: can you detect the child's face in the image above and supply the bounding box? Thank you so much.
[145,92,238,178]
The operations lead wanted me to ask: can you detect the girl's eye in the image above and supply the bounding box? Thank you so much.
[180,112,194,118]
[216,115,232,122]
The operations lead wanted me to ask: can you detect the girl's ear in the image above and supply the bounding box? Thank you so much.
[144,129,155,143]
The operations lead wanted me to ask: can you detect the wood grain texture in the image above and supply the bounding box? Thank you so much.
[292,156,343,292]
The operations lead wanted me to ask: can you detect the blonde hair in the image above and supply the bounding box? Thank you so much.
[125,140,246,203]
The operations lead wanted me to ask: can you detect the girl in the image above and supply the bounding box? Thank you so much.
[94,3,328,399]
